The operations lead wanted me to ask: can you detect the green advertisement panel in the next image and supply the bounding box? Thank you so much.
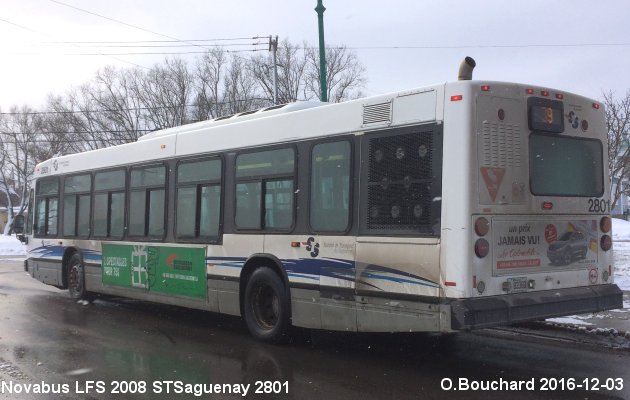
[102,244,207,299]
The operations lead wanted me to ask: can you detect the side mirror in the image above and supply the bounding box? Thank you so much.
[13,214,24,234]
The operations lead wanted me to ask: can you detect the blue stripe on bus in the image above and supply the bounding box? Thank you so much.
[28,250,439,288]
[30,246,102,262]
[360,273,440,288]
[205,256,439,288]
[361,264,438,286]
[208,263,245,268]
[287,273,318,280]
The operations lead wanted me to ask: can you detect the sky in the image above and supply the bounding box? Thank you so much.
[0,0,629,111]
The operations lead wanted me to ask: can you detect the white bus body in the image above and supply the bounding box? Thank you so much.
[22,77,622,341]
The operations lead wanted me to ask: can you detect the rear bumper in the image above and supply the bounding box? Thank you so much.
[450,284,623,330]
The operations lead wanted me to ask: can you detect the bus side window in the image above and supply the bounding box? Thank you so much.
[310,140,351,232]
[129,165,167,239]
[62,174,92,238]
[176,158,222,241]
[34,178,59,238]
[93,169,126,239]
[235,148,295,231]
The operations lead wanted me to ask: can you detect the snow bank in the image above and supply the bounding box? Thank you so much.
[612,219,630,291]
[0,235,26,256]
[614,241,630,291]
[613,218,630,241]
[546,316,593,326]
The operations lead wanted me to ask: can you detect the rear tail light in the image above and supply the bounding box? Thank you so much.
[600,235,612,251]
[474,217,490,236]
[600,216,612,233]
[475,238,490,258]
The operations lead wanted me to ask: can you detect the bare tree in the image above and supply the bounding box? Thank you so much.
[194,48,229,120]
[250,40,366,104]
[306,44,366,102]
[604,90,630,212]
[48,69,146,150]
[223,56,267,114]
[132,58,193,130]
[250,40,310,104]
[92,66,146,142]
[47,88,113,151]
[0,105,43,232]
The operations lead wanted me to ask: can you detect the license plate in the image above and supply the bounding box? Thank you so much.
[508,277,528,292]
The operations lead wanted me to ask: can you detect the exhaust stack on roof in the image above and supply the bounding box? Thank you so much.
[458,56,476,80]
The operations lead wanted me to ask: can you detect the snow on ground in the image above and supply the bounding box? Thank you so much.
[0,235,25,256]
[614,242,630,291]
[613,218,630,291]
[613,217,630,241]
[546,316,593,326]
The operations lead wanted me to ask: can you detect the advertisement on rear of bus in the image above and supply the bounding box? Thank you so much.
[492,219,599,273]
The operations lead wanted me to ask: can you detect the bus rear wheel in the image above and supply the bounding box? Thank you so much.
[68,253,88,301]
[243,267,291,343]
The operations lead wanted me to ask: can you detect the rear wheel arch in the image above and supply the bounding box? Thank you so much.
[61,247,81,289]
[64,248,90,300]
[239,254,293,342]
[239,254,291,316]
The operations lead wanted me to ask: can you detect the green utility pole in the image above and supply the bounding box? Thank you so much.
[315,0,328,102]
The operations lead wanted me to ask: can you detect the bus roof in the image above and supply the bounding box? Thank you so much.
[33,80,601,178]
[136,101,326,142]
[35,82,448,177]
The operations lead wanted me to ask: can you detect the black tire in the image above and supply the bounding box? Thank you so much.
[243,267,291,343]
[67,253,88,300]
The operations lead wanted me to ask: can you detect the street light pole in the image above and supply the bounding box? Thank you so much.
[315,0,328,102]
[269,35,279,105]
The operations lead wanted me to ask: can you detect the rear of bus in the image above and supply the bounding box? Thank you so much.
[442,81,622,330]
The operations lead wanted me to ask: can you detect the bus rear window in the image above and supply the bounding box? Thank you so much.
[529,133,603,197]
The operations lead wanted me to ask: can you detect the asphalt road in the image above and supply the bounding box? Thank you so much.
[0,259,629,400]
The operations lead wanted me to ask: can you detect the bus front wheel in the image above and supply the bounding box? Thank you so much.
[67,253,88,300]
[243,267,291,343]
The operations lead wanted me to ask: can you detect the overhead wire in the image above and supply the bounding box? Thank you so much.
[0,16,148,69]
[7,49,265,56]
[44,37,266,44]
[48,0,270,54]
[5,42,630,58]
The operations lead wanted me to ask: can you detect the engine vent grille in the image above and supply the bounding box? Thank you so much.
[366,131,434,230]
[481,121,521,167]
[363,101,392,125]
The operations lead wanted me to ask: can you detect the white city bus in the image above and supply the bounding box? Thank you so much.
[18,58,622,342]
